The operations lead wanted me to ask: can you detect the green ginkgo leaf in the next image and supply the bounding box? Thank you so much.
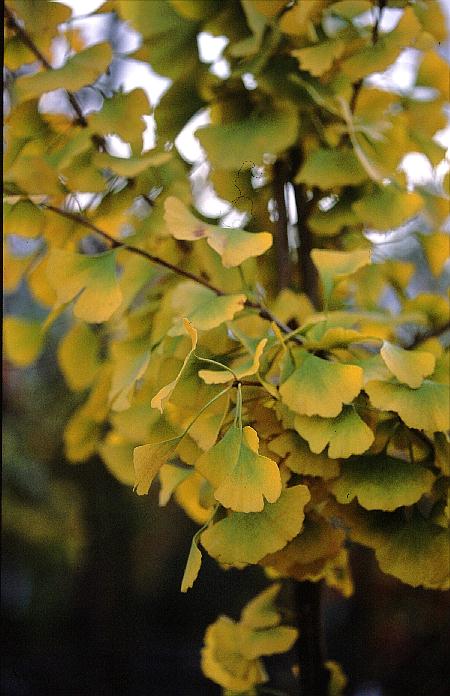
[311,248,371,303]
[196,425,282,512]
[93,150,171,177]
[88,89,150,145]
[14,43,113,103]
[164,197,272,268]
[365,379,449,432]
[352,186,423,231]
[268,431,340,479]
[380,341,436,389]
[46,249,122,323]
[108,337,151,412]
[201,485,310,565]
[294,407,374,459]
[330,454,435,511]
[295,148,367,188]
[169,282,246,336]
[195,105,299,171]
[279,353,363,418]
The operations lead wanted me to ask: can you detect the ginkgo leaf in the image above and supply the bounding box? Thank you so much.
[88,89,150,145]
[201,616,268,692]
[279,353,363,418]
[240,583,282,630]
[133,436,183,495]
[199,338,267,384]
[239,623,298,661]
[294,407,374,459]
[98,432,135,486]
[196,105,299,171]
[168,282,246,335]
[57,322,100,392]
[46,249,122,323]
[4,199,45,238]
[181,534,203,593]
[327,1,371,20]
[268,431,340,479]
[365,379,449,432]
[201,485,310,565]
[93,150,171,177]
[380,341,436,389]
[164,197,272,267]
[196,425,282,512]
[108,338,151,412]
[13,43,113,103]
[420,233,450,278]
[295,148,367,187]
[292,40,345,77]
[303,324,368,350]
[352,186,423,231]
[330,454,435,511]
[3,316,44,367]
[311,248,371,303]
[151,319,198,413]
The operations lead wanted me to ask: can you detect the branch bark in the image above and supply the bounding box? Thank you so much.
[272,159,292,291]
[293,183,320,309]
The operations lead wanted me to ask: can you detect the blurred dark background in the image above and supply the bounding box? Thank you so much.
[2,317,450,696]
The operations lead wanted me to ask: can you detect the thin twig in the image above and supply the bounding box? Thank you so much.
[4,3,100,134]
[409,321,450,349]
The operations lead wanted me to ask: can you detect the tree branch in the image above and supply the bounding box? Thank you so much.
[272,159,292,290]
[293,183,320,309]
[40,202,299,338]
[409,321,450,349]
[5,3,98,134]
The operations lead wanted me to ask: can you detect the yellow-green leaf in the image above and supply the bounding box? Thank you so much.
[352,186,423,231]
[199,338,267,384]
[14,43,113,103]
[201,485,310,565]
[58,322,100,392]
[294,407,374,459]
[366,379,449,432]
[88,89,150,145]
[46,249,122,323]
[330,454,435,511]
[311,248,371,302]
[268,431,340,479]
[380,341,436,389]
[151,319,198,412]
[133,436,183,496]
[3,316,44,367]
[181,534,203,593]
[280,353,363,418]
[169,281,246,335]
[196,425,282,512]
[292,39,345,77]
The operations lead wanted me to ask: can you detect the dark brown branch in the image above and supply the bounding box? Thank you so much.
[41,202,299,338]
[5,3,90,129]
[409,320,450,349]
[295,581,330,696]
[293,183,320,309]
[272,159,292,290]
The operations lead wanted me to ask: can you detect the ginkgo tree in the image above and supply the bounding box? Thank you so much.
[3,0,450,694]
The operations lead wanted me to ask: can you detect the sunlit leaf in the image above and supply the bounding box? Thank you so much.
[311,248,371,302]
[268,431,340,479]
[199,338,267,384]
[380,341,436,389]
[169,281,246,335]
[366,379,449,432]
[151,319,198,412]
[3,316,44,367]
[294,407,374,459]
[58,322,100,392]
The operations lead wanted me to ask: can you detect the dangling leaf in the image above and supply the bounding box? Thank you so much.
[380,341,436,389]
[311,248,371,303]
[181,533,203,593]
[201,485,310,565]
[330,454,435,511]
[57,322,100,392]
[3,316,44,367]
[196,424,282,512]
[294,407,374,459]
[199,338,267,384]
[279,353,364,418]
[151,319,198,413]
[46,249,122,323]
[133,435,183,495]
[365,379,449,432]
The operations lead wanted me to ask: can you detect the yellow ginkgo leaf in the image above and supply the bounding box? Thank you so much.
[196,425,282,512]
[365,379,449,432]
[133,436,183,495]
[169,281,246,335]
[88,89,151,144]
[295,148,367,188]
[294,407,374,459]
[108,337,151,412]
[201,485,310,565]
[199,338,267,384]
[151,319,198,413]
[279,353,363,418]
[57,322,100,392]
[380,341,436,389]
[46,249,122,323]
[181,533,203,593]
[311,248,371,303]
[292,39,345,77]
[98,432,135,486]
[3,316,44,367]
[164,197,272,267]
